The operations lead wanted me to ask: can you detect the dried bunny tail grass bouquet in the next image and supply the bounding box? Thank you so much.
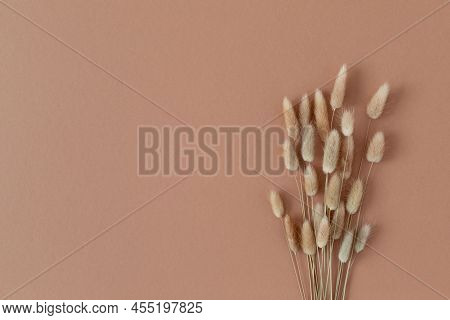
[267,64,390,299]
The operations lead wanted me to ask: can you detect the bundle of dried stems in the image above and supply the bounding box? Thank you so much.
[269,65,389,299]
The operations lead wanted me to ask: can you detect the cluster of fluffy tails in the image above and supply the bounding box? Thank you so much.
[268,64,390,299]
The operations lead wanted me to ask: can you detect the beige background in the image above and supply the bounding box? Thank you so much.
[0,0,449,299]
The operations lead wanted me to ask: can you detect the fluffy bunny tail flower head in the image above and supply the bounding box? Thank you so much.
[330,64,347,111]
[312,202,324,230]
[332,202,346,240]
[367,131,385,163]
[355,224,372,253]
[340,135,354,180]
[283,138,299,172]
[323,129,341,174]
[346,178,364,214]
[283,97,300,141]
[269,190,285,218]
[338,230,354,263]
[314,89,330,142]
[299,94,311,127]
[284,215,301,254]
[316,216,330,248]
[304,164,318,197]
[325,171,342,210]
[367,83,390,119]
[341,108,354,137]
[301,124,315,163]
[301,220,316,256]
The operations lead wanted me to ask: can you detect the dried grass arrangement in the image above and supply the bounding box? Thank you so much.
[269,65,389,299]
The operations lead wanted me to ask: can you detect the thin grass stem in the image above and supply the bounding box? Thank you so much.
[357,120,372,177]
[280,222,304,299]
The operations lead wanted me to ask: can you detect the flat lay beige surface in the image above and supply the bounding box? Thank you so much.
[0,0,449,299]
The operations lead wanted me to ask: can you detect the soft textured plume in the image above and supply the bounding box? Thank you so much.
[325,171,342,210]
[314,89,330,141]
[346,178,363,214]
[283,138,299,171]
[316,216,330,248]
[341,109,354,137]
[299,94,311,127]
[313,202,324,231]
[301,220,316,256]
[340,135,354,179]
[355,224,372,253]
[338,230,354,263]
[269,190,285,218]
[367,83,390,119]
[301,124,315,162]
[332,202,345,239]
[304,164,318,197]
[366,131,385,163]
[330,64,347,111]
[322,129,341,174]
[283,97,299,140]
[284,215,301,254]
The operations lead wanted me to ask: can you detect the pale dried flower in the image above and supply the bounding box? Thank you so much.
[325,171,342,210]
[330,64,347,111]
[366,131,385,163]
[299,94,311,127]
[341,108,354,137]
[301,124,315,162]
[269,190,284,218]
[283,138,299,171]
[346,178,363,214]
[366,83,390,119]
[283,97,300,140]
[283,97,300,141]
[332,202,346,239]
[313,202,324,231]
[301,220,316,256]
[338,230,354,263]
[284,215,301,254]
[340,135,354,179]
[316,216,330,248]
[304,164,318,197]
[314,89,330,141]
[323,129,341,174]
[355,224,372,253]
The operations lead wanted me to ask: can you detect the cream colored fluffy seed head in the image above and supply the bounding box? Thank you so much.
[301,124,315,162]
[304,164,318,197]
[355,224,372,253]
[338,230,354,263]
[301,220,316,256]
[322,129,341,174]
[330,64,347,111]
[346,178,363,214]
[366,83,390,119]
[299,94,311,127]
[366,131,385,163]
[332,202,346,240]
[325,171,342,210]
[340,135,354,180]
[314,89,330,142]
[283,138,299,172]
[316,216,330,248]
[269,190,285,218]
[284,215,301,254]
[313,202,324,231]
[341,109,354,137]
[283,97,299,140]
